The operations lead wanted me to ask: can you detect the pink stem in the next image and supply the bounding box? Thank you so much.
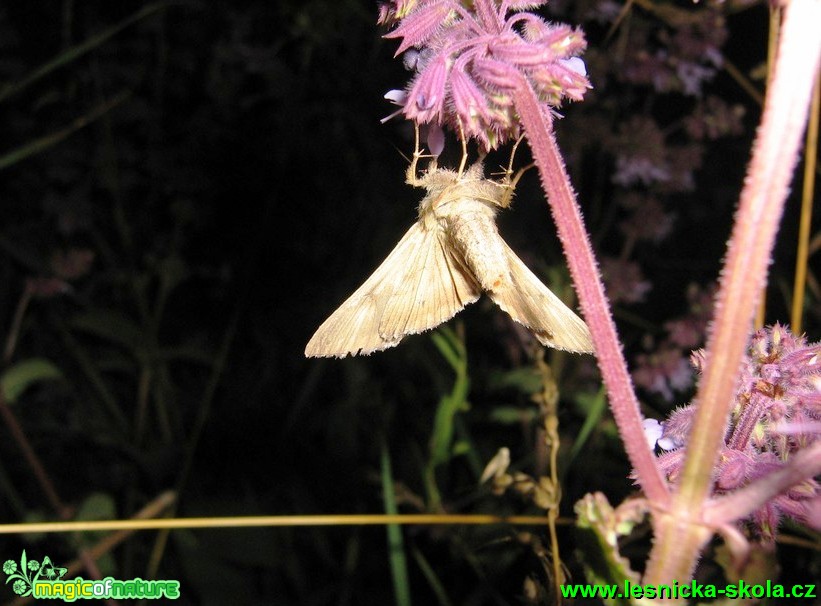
[675,0,821,511]
[512,83,669,503]
[646,0,821,584]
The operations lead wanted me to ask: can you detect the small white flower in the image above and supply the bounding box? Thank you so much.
[560,57,587,77]
[642,418,663,450]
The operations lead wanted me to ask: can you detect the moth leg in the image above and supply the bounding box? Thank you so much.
[406,123,439,187]
[455,117,470,177]
[499,135,534,208]
[490,133,525,181]
[406,123,425,186]
[507,133,527,177]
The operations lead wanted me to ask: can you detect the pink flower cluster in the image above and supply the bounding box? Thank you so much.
[632,284,714,401]
[378,0,590,149]
[656,324,821,538]
[619,4,727,97]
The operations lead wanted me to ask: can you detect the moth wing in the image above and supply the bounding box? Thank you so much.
[488,241,593,353]
[378,227,481,342]
[305,222,481,358]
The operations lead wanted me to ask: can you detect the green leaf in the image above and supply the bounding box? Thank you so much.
[451,440,471,457]
[487,367,543,394]
[567,387,608,467]
[412,547,453,606]
[73,492,118,574]
[430,328,460,372]
[0,92,131,171]
[574,493,644,606]
[425,327,471,509]
[0,3,165,104]
[381,440,412,606]
[174,531,258,606]
[74,492,117,522]
[70,310,142,352]
[488,406,538,425]
[1,359,62,404]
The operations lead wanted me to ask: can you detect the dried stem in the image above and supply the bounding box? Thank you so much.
[792,77,820,333]
[0,394,68,518]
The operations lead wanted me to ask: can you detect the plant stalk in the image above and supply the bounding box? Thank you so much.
[645,0,821,587]
[512,83,669,504]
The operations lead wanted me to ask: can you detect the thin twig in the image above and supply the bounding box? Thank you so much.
[0,513,557,535]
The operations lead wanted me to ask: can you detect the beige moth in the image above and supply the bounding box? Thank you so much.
[305,156,593,358]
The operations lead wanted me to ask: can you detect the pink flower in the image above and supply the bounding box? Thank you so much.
[675,61,715,97]
[609,117,670,186]
[51,248,94,280]
[633,346,693,402]
[26,277,71,298]
[656,325,821,539]
[663,284,714,349]
[618,193,675,243]
[600,257,651,304]
[405,54,450,122]
[378,0,590,149]
[382,89,446,155]
[684,96,746,141]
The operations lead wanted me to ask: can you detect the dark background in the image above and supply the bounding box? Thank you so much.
[0,1,816,604]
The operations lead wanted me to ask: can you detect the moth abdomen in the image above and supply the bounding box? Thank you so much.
[446,209,509,292]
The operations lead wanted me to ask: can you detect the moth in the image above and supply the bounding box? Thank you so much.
[305,153,593,358]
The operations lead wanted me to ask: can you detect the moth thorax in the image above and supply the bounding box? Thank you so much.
[446,210,508,291]
[435,193,499,220]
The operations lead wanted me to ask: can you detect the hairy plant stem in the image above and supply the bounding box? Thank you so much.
[646,0,821,588]
[511,82,669,503]
[512,0,821,588]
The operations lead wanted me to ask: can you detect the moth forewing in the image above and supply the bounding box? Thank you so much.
[377,228,480,342]
[304,208,482,358]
